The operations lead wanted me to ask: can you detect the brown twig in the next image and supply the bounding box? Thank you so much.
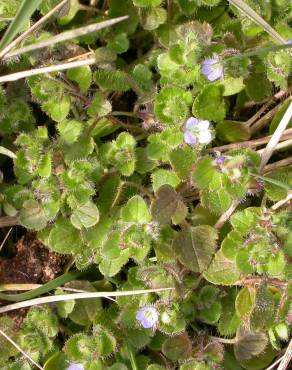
[250,97,292,134]
[209,128,292,153]
[263,156,292,174]
[234,276,288,289]
[257,138,292,154]
[271,192,292,211]
[214,200,241,229]
[107,116,147,134]
[0,216,19,228]
[245,98,274,127]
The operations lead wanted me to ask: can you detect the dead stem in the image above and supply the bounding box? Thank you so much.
[250,97,291,134]
[0,216,19,228]
[271,192,292,210]
[278,339,292,370]
[214,200,241,229]
[108,116,147,134]
[122,181,153,200]
[245,98,274,127]
[209,128,292,153]
[257,138,292,154]
[263,156,292,174]
[234,276,288,289]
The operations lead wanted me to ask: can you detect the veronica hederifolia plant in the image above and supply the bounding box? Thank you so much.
[0,0,291,369]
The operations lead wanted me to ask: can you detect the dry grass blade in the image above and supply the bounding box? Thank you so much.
[0,328,43,370]
[0,57,96,83]
[0,145,16,158]
[0,0,69,59]
[4,16,128,59]
[0,227,13,252]
[278,339,292,370]
[259,101,292,172]
[0,287,174,314]
[271,192,292,210]
[265,356,284,370]
[0,0,42,50]
[228,0,287,44]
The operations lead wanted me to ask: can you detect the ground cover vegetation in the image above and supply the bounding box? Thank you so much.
[0,0,291,369]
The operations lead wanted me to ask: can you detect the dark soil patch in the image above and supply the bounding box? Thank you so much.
[0,233,67,284]
[0,232,67,328]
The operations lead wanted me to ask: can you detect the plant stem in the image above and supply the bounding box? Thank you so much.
[128,346,138,370]
[122,181,153,199]
[210,336,236,344]
[111,111,136,117]
[250,97,291,134]
[108,116,146,134]
[214,200,241,229]
[0,216,19,228]
[234,276,288,289]
[209,128,292,153]
[245,98,274,127]
[271,192,292,210]
[263,156,292,174]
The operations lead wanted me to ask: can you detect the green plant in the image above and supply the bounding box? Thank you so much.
[0,0,291,369]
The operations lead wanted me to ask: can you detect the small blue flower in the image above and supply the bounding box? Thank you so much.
[215,155,226,167]
[136,306,159,329]
[67,363,84,370]
[201,56,223,81]
[287,40,292,44]
[184,117,213,145]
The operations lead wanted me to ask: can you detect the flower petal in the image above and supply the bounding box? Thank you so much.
[201,64,212,76]
[136,308,146,320]
[67,364,84,370]
[141,317,154,329]
[206,67,223,81]
[186,117,199,129]
[184,131,197,145]
[198,130,212,144]
[136,306,159,329]
[197,120,210,131]
[202,58,217,66]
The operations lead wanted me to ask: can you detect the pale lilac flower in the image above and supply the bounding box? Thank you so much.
[287,40,292,44]
[184,117,213,145]
[67,364,84,370]
[136,306,159,329]
[201,56,223,81]
[215,155,226,167]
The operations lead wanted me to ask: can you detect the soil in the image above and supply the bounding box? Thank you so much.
[0,232,67,328]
